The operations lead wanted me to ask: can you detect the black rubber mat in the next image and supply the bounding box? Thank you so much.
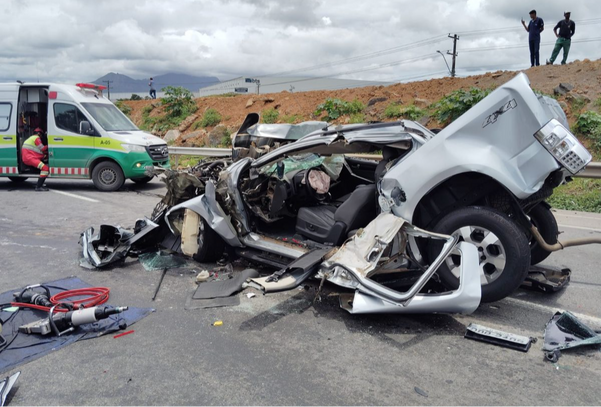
[192,268,259,299]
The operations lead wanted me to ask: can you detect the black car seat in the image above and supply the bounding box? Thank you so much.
[295,184,376,245]
[374,146,402,181]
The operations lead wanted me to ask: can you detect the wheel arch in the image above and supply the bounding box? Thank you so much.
[88,156,123,178]
[412,171,519,230]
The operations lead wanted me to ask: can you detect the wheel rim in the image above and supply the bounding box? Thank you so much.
[445,226,506,285]
[99,168,117,186]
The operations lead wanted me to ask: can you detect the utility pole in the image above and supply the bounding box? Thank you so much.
[447,34,459,78]
[102,80,113,99]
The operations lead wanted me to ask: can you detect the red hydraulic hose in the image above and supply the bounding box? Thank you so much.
[11,287,110,313]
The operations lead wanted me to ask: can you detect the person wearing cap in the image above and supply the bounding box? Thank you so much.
[522,10,544,67]
[149,77,156,99]
[21,128,50,191]
[547,11,576,65]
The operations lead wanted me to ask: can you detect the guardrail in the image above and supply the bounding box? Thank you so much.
[168,146,601,179]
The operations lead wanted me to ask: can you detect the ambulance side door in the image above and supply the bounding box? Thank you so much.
[0,95,18,175]
[48,102,96,177]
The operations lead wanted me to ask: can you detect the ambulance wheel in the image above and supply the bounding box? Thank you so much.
[131,176,153,185]
[92,161,125,191]
[8,177,28,183]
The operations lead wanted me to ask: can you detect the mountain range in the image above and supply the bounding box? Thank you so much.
[91,72,220,94]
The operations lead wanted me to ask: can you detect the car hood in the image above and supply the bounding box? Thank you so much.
[107,130,166,146]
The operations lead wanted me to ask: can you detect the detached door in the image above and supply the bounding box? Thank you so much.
[48,102,96,177]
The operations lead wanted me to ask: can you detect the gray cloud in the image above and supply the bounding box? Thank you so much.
[0,0,598,85]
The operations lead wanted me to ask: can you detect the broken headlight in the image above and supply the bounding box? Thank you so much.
[534,119,592,174]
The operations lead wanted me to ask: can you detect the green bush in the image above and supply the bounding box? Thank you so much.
[349,113,365,124]
[314,98,365,121]
[574,111,601,152]
[221,129,232,147]
[384,103,402,119]
[160,86,198,118]
[262,108,280,124]
[548,178,601,213]
[432,87,492,124]
[115,100,132,118]
[199,108,222,128]
[130,94,142,101]
[282,114,303,123]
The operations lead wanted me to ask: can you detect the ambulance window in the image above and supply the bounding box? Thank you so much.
[54,103,88,134]
[0,103,11,131]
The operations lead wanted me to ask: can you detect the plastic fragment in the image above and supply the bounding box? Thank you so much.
[246,293,256,299]
[195,270,210,283]
[213,320,223,326]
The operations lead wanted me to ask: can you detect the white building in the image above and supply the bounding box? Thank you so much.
[198,76,388,96]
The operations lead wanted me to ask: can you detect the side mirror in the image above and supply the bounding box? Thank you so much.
[79,120,94,135]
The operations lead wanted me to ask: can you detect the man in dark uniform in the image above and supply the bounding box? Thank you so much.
[522,10,544,67]
[547,11,576,65]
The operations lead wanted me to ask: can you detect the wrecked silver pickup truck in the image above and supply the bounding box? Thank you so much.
[83,72,593,313]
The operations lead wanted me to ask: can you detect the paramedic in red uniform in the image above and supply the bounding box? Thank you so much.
[22,128,50,191]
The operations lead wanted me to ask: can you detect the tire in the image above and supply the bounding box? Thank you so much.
[193,218,226,262]
[427,206,531,303]
[528,203,558,265]
[131,176,154,185]
[91,161,125,192]
[8,177,28,183]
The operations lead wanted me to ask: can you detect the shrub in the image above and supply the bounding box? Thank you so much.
[349,113,365,124]
[314,98,365,121]
[160,86,197,118]
[200,108,222,127]
[432,87,492,124]
[282,114,303,123]
[384,103,402,119]
[262,108,280,124]
[130,94,142,101]
[574,111,601,152]
[115,100,132,117]
[221,129,232,147]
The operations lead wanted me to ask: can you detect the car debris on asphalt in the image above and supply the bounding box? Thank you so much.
[464,323,537,352]
[542,311,601,363]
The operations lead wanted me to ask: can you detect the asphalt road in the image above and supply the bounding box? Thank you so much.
[1,177,600,406]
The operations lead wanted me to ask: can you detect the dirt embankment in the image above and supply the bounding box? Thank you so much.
[124,59,601,147]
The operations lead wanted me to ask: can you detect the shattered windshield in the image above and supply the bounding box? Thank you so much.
[81,103,139,132]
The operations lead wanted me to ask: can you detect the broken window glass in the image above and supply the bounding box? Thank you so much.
[138,250,188,271]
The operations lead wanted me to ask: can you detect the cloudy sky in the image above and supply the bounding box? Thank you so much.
[1,0,599,86]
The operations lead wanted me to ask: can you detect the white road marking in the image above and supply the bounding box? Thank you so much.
[50,189,99,203]
[558,223,601,233]
[505,297,601,326]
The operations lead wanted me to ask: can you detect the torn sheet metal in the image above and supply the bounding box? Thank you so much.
[79,219,160,269]
[339,242,481,314]
[464,323,535,352]
[321,213,481,314]
[0,371,20,407]
[543,311,601,362]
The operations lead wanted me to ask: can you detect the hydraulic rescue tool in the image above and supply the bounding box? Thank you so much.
[18,305,128,336]
[11,284,128,336]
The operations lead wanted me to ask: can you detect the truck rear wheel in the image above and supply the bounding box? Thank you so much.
[92,161,125,192]
[8,177,28,183]
[428,206,531,303]
[528,203,558,265]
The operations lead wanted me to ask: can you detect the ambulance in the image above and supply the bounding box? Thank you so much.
[0,82,169,191]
